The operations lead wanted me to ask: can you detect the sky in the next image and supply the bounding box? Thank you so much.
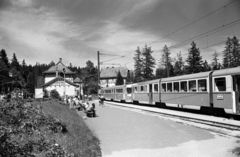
[0,0,240,70]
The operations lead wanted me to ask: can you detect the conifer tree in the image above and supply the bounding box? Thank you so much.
[222,37,233,68]
[116,70,124,85]
[173,52,184,76]
[158,45,172,77]
[142,45,155,81]
[212,51,219,70]
[185,41,203,74]
[0,49,10,76]
[231,36,240,67]
[133,46,143,82]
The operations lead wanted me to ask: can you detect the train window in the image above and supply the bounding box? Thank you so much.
[162,83,166,92]
[214,77,226,91]
[167,83,172,92]
[180,81,187,92]
[173,82,179,92]
[154,84,158,93]
[134,87,137,93]
[198,79,207,92]
[127,88,132,94]
[144,85,147,92]
[189,80,196,92]
[140,86,144,92]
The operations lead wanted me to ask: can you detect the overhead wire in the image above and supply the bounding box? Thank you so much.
[99,0,239,66]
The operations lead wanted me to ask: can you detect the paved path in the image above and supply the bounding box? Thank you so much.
[77,101,240,157]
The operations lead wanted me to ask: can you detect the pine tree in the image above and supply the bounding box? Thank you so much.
[133,46,143,82]
[0,49,10,76]
[185,41,203,74]
[231,36,240,67]
[142,45,155,81]
[212,51,219,70]
[222,37,233,68]
[173,52,184,76]
[116,70,124,85]
[159,45,172,77]
[202,60,211,72]
[26,71,35,97]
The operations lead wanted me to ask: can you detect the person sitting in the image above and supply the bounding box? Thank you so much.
[85,103,96,117]
[98,94,104,106]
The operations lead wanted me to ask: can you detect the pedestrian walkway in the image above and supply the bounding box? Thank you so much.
[77,100,240,157]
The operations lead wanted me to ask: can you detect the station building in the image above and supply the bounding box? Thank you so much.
[42,58,78,97]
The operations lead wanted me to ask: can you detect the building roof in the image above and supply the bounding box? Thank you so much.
[100,67,129,79]
[42,76,78,87]
[73,77,83,83]
[43,58,76,74]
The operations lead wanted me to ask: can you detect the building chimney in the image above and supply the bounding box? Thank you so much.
[59,58,62,63]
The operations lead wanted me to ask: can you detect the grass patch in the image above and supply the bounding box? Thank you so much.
[38,100,101,157]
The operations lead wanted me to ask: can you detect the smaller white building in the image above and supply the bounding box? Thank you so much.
[100,67,129,87]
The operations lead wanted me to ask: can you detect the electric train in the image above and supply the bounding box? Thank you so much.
[100,66,240,115]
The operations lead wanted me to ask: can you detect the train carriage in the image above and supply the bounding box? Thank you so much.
[101,86,115,101]
[132,79,160,105]
[114,85,126,102]
[160,71,212,109]
[211,67,240,114]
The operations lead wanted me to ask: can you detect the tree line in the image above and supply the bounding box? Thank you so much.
[0,50,98,96]
[132,36,240,83]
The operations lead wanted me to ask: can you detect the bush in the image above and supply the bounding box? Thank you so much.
[50,89,60,99]
[43,89,49,98]
[0,100,73,157]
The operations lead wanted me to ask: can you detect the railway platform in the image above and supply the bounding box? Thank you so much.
[77,100,240,157]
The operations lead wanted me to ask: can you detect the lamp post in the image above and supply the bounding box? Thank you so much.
[63,68,66,98]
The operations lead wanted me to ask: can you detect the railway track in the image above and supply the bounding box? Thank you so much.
[104,101,240,138]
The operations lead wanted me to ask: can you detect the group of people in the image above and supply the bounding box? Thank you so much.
[64,95,96,117]
[64,94,105,118]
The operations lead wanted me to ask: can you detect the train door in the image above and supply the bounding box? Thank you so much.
[149,84,153,104]
[233,75,240,114]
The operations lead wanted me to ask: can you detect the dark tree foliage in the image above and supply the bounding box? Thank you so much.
[126,70,134,84]
[133,46,143,82]
[202,60,211,72]
[50,89,60,99]
[26,71,35,97]
[212,51,219,70]
[0,49,10,76]
[173,52,184,76]
[10,53,21,81]
[81,61,98,95]
[116,70,124,85]
[222,36,240,68]
[142,45,155,81]
[185,41,203,74]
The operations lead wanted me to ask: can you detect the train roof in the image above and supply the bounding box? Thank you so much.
[212,67,240,77]
[161,71,212,82]
[132,79,160,86]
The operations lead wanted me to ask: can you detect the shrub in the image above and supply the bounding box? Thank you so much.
[0,100,73,157]
[50,89,60,99]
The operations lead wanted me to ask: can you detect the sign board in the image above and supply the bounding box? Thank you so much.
[217,94,224,100]
[35,88,43,98]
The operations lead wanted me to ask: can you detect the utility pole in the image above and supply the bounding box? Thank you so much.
[97,51,100,94]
